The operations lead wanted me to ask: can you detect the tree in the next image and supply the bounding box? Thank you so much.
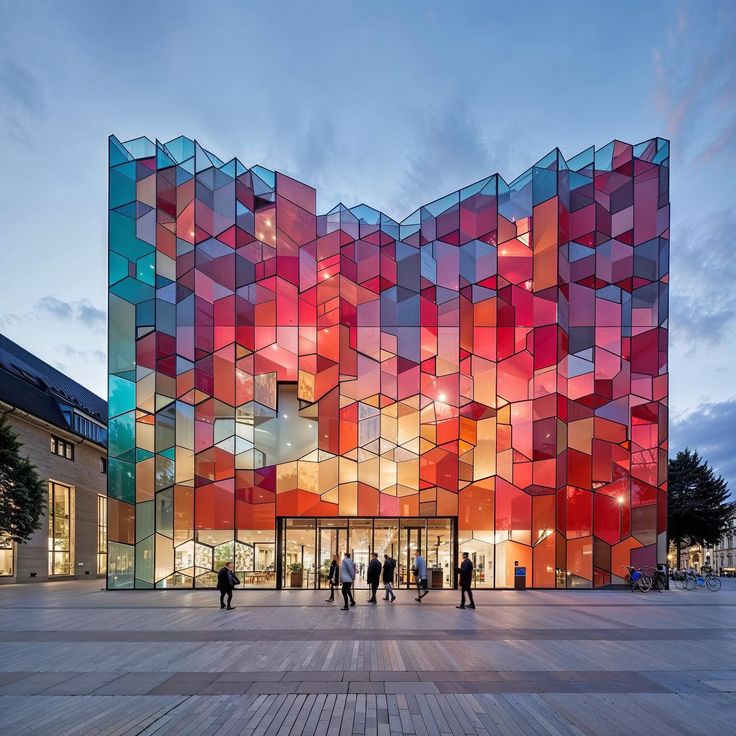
[0,415,46,543]
[668,448,736,566]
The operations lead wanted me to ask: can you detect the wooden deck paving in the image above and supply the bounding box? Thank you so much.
[0,581,734,735]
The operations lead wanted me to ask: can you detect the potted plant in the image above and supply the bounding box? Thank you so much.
[289,562,304,588]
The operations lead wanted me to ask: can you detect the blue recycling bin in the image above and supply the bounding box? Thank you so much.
[514,566,527,590]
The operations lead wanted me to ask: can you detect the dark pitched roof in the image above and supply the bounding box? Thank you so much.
[0,333,107,440]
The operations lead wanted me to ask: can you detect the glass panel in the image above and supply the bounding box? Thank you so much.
[349,519,372,588]
[237,528,276,587]
[282,518,316,589]
[256,385,318,466]
[398,519,427,589]
[427,518,453,588]
[458,530,494,588]
[108,542,134,588]
[373,518,399,562]
[317,518,347,589]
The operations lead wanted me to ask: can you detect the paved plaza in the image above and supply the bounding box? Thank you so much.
[0,581,734,735]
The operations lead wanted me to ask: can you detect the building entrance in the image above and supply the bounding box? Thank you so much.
[279,517,456,590]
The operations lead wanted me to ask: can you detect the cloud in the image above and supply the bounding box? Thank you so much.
[36,296,73,320]
[36,296,105,329]
[669,210,736,352]
[671,398,736,493]
[0,296,106,332]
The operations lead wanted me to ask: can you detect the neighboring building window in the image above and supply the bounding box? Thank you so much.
[48,482,73,575]
[100,457,108,474]
[0,535,13,576]
[50,436,75,461]
[71,411,107,445]
[97,495,107,574]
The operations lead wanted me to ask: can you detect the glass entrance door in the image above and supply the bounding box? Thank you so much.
[280,517,455,590]
[399,520,426,589]
[317,519,347,590]
[350,519,372,588]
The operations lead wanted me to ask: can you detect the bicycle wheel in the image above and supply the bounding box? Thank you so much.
[638,574,652,592]
[674,577,686,590]
[706,577,722,591]
[654,576,666,592]
[685,576,697,591]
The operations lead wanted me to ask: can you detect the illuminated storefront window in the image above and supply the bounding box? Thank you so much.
[0,535,13,577]
[48,482,73,576]
[97,494,107,574]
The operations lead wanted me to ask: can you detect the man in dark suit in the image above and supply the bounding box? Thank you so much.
[217,561,238,610]
[366,552,382,603]
[456,552,475,609]
[325,555,339,602]
[382,554,396,602]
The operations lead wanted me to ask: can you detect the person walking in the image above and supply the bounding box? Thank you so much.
[413,548,428,602]
[325,554,339,602]
[217,561,238,610]
[456,552,476,609]
[382,554,396,602]
[340,552,357,610]
[366,552,382,603]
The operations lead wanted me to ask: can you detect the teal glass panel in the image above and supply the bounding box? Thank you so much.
[137,252,155,285]
[109,411,135,460]
[122,136,155,159]
[109,375,135,419]
[156,140,176,169]
[108,458,135,504]
[109,162,137,208]
[109,210,155,261]
[109,294,135,376]
[136,299,155,327]
[136,500,154,540]
[109,136,133,167]
[107,542,134,589]
[109,251,128,286]
[164,135,195,164]
[110,276,155,304]
[135,536,154,584]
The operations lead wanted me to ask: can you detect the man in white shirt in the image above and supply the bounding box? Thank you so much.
[340,552,357,610]
[413,548,428,602]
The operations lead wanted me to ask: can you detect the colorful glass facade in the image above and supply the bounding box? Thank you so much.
[107,135,669,589]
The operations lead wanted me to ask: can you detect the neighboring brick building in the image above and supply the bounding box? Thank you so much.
[0,334,108,583]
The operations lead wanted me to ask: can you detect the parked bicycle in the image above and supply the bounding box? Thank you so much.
[671,568,689,590]
[624,565,652,592]
[683,568,721,591]
[642,565,667,592]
